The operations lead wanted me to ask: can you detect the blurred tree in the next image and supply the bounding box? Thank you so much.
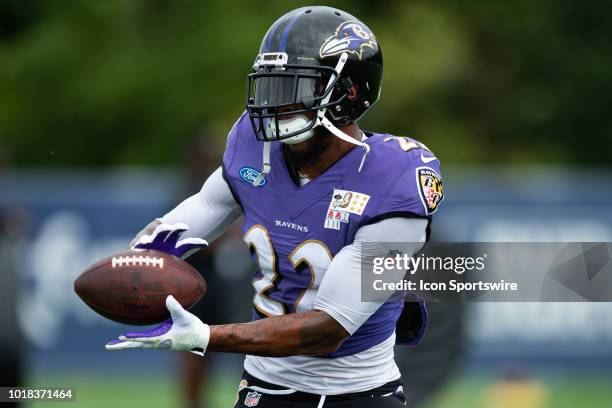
[0,0,610,166]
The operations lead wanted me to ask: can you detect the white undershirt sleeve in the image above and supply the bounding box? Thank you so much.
[313,217,428,335]
[160,167,242,243]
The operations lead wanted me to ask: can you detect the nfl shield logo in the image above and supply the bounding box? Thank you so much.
[244,391,262,407]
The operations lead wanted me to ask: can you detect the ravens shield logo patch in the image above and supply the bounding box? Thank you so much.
[417,167,444,214]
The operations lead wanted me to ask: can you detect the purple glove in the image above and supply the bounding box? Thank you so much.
[132,222,208,259]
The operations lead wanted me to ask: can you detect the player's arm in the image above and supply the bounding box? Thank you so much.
[207,217,428,356]
[131,113,248,253]
[107,217,427,356]
[129,167,242,256]
[207,309,347,356]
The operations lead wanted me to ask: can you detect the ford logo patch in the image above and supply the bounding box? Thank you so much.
[239,167,266,187]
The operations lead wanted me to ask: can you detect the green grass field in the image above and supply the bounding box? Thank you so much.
[26,374,612,408]
[423,376,612,408]
[26,375,236,408]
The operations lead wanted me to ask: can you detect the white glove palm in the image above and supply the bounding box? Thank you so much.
[106,295,210,356]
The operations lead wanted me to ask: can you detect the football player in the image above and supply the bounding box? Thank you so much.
[107,6,444,407]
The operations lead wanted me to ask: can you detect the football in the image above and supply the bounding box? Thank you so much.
[74,249,206,325]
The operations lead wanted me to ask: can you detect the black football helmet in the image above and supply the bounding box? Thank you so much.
[246,6,383,144]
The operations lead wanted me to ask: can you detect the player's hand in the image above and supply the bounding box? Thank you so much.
[131,222,208,259]
[105,295,210,356]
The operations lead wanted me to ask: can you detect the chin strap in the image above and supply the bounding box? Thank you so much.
[316,52,370,172]
[252,141,271,186]
[320,116,371,172]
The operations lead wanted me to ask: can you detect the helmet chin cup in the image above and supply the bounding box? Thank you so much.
[280,130,314,144]
[266,114,315,144]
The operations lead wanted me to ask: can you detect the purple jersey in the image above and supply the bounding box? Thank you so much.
[223,112,443,357]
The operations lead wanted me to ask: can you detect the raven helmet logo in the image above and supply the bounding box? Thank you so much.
[320,21,377,60]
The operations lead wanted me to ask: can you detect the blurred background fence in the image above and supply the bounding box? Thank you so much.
[1,1,611,407]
